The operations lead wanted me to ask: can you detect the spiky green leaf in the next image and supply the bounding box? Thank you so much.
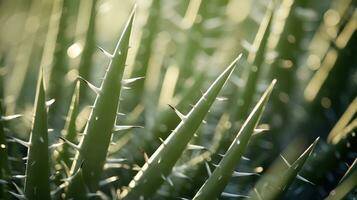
[325,158,357,200]
[193,79,276,200]
[0,101,9,199]
[57,81,80,166]
[24,68,50,199]
[67,8,135,192]
[122,55,241,199]
[249,138,319,200]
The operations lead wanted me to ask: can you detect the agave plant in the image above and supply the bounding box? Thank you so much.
[0,0,356,200]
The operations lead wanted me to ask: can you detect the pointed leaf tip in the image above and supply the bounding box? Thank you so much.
[113,4,136,56]
[127,4,136,26]
[267,79,277,92]
[306,137,319,155]
[260,79,277,103]
[227,53,243,72]
[132,4,137,13]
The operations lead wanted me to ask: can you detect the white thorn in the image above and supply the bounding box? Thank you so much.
[158,137,165,144]
[187,144,206,150]
[8,137,30,148]
[99,176,120,187]
[97,45,114,58]
[61,161,84,182]
[254,187,263,200]
[12,181,25,197]
[59,137,79,151]
[221,192,250,198]
[280,154,291,167]
[205,162,212,176]
[216,96,228,101]
[8,191,26,200]
[49,142,64,149]
[167,177,174,187]
[232,171,260,177]
[12,175,26,179]
[242,156,251,161]
[106,158,127,163]
[0,179,7,184]
[160,174,174,187]
[45,99,55,107]
[296,174,315,185]
[1,114,22,121]
[172,170,190,179]
[112,125,143,132]
[143,152,149,163]
[168,104,186,121]
[241,39,256,53]
[77,76,101,95]
[253,128,269,135]
[122,77,145,85]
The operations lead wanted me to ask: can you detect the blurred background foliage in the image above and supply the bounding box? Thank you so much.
[0,0,356,199]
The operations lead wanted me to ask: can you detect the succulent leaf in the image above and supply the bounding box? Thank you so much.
[122,55,242,199]
[67,7,135,192]
[193,79,276,200]
[24,69,51,199]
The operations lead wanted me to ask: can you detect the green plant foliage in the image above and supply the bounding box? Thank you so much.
[48,0,74,117]
[121,55,241,199]
[234,4,273,122]
[24,68,50,199]
[78,0,97,104]
[0,1,356,200]
[128,0,161,109]
[193,79,276,200]
[67,8,135,192]
[56,81,80,166]
[0,102,9,199]
[250,138,319,200]
[325,158,357,200]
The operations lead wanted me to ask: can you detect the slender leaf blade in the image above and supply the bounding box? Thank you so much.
[193,79,276,200]
[24,69,50,199]
[67,8,135,192]
[122,55,242,199]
